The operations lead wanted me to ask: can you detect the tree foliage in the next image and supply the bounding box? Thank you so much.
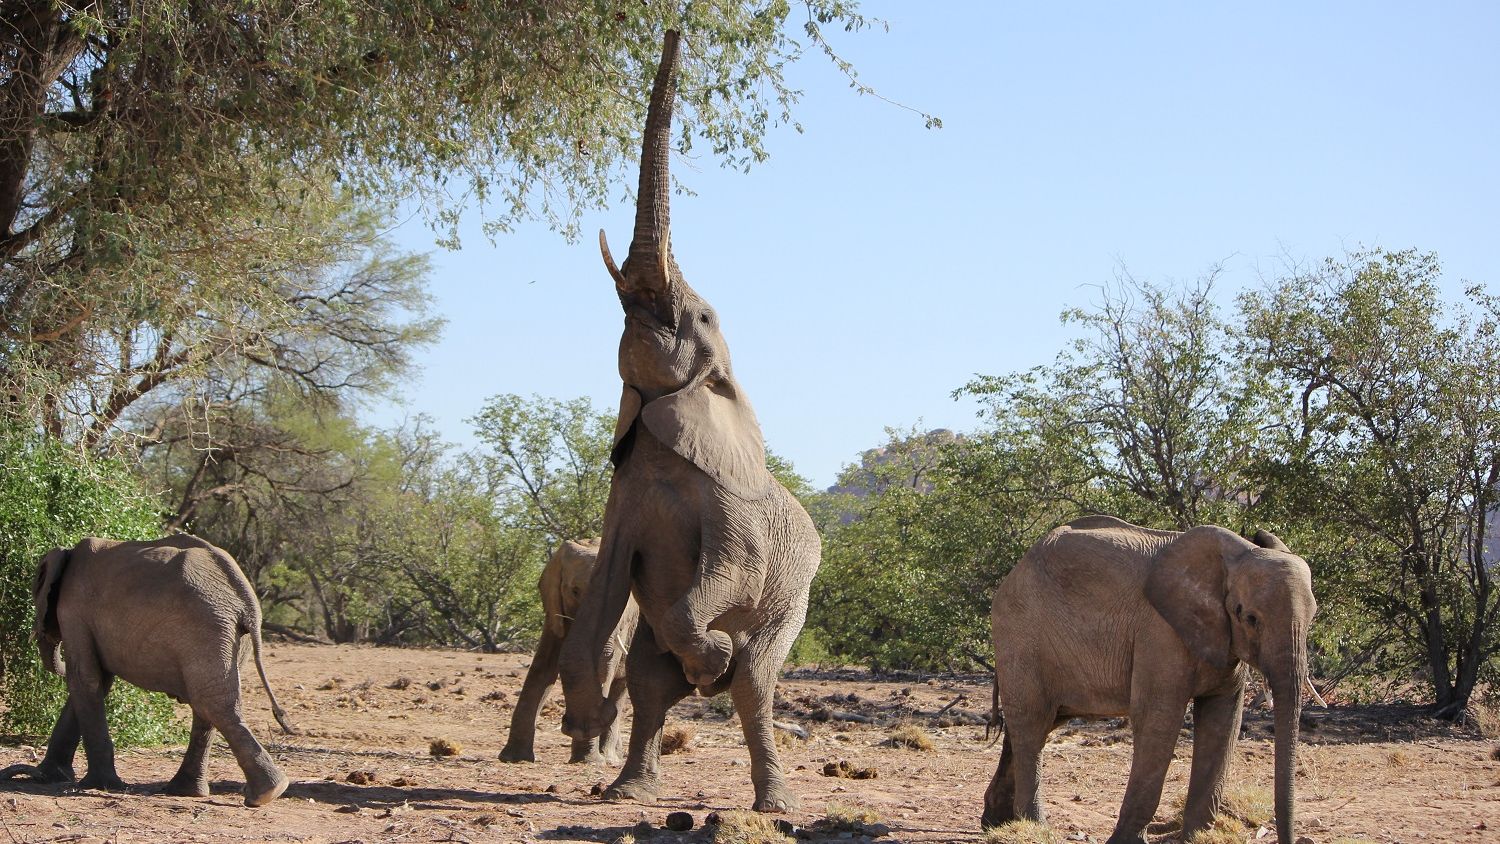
[0,429,180,743]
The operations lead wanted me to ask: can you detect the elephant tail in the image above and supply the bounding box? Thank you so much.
[246,623,298,735]
[985,670,1003,745]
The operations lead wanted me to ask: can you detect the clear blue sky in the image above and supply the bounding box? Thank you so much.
[376,2,1500,488]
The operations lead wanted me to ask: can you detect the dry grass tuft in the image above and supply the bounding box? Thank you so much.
[820,802,881,831]
[821,760,878,779]
[886,724,935,751]
[1489,743,1500,762]
[1168,782,1271,830]
[774,728,807,750]
[710,810,794,844]
[661,724,696,755]
[428,738,461,757]
[1186,814,1247,844]
[980,820,1062,844]
[1386,747,1412,767]
[1468,700,1500,739]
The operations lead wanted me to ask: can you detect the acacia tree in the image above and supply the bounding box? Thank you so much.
[961,272,1262,529]
[0,1,920,426]
[1240,249,1500,717]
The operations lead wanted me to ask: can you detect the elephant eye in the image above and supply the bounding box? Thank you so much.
[1246,613,1258,627]
[699,311,712,324]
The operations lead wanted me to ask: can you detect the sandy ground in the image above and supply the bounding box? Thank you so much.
[0,642,1495,843]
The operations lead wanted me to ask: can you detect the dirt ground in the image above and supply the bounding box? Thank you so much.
[0,642,1495,843]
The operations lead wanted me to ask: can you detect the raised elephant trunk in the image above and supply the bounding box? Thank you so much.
[1269,625,1308,844]
[625,28,681,291]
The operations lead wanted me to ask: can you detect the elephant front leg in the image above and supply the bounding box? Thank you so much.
[657,530,763,687]
[596,674,629,766]
[603,623,693,803]
[70,663,125,792]
[0,700,80,784]
[1108,700,1187,844]
[163,713,214,798]
[1181,688,1245,837]
[500,630,562,763]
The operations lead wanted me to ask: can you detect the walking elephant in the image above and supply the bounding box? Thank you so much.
[0,536,295,807]
[557,29,821,813]
[500,538,638,764]
[984,515,1320,844]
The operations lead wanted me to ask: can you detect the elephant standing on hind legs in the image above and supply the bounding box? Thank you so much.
[984,515,1321,844]
[499,538,638,765]
[0,536,295,807]
[558,29,821,814]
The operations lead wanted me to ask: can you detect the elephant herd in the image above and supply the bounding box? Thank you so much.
[0,29,1321,844]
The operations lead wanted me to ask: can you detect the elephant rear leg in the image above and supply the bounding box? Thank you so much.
[730,632,801,813]
[162,713,214,798]
[603,622,693,804]
[190,663,286,807]
[981,731,1018,828]
[596,674,628,766]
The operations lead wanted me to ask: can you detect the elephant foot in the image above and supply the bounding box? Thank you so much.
[561,699,616,742]
[601,775,659,804]
[498,745,535,763]
[161,776,210,798]
[680,631,733,687]
[0,761,74,784]
[77,771,128,792]
[243,769,288,807]
[751,785,800,814]
[1104,830,1148,844]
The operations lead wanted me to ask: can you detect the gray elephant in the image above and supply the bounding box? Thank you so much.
[0,536,295,807]
[500,538,638,764]
[983,515,1320,844]
[558,29,821,814]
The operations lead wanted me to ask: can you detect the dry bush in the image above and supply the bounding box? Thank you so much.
[1386,748,1412,767]
[711,810,793,844]
[887,724,935,751]
[1467,700,1500,739]
[1186,814,1247,844]
[981,820,1062,844]
[428,738,461,757]
[661,724,696,755]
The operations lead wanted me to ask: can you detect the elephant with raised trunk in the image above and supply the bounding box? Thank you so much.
[558,29,821,814]
[500,538,638,765]
[0,535,295,807]
[983,515,1321,844]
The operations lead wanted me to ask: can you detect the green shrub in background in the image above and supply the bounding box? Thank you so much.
[0,429,184,745]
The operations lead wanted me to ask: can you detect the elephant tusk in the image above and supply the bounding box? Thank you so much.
[599,230,627,289]
[1305,676,1327,708]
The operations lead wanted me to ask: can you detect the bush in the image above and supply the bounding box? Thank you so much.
[0,430,182,745]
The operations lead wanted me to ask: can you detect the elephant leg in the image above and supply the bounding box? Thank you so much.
[162,713,214,798]
[598,674,629,766]
[603,622,693,804]
[730,634,798,813]
[1108,699,1187,844]
[981,730,1018,828]
[0,700,80,784]
[68,651,125,793]
[1005,709,1054,824]
[1181,689,1244,837]
[500,630,562,763]
[191,661,287,808]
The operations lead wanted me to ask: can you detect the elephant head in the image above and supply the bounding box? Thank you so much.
[597,28,771,501]
[1144,526,1318,844]
[31,548,69,676]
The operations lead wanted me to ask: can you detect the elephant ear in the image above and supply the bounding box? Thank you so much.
[611,385,644,466]
[640,377,773,499]
[32,548,69,641]
[1145,526,1251,671]
[1249,529,1290,552]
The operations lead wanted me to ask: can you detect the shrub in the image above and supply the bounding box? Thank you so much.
[981,820,1062,844]
[0,429,181,745]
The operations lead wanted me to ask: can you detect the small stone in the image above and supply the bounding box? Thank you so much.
[665,811,694,831]
[705,811,722,826]
[590,782,605,796]
[544,783,559,793]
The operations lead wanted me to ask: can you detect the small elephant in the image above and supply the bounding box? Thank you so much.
[983,515,1320,844]
[0,535,295,807]
[499,538,638,764]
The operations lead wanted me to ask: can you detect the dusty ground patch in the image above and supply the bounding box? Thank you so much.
[0,643,1494,842]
